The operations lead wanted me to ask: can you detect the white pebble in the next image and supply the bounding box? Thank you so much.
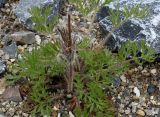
[120,74,127,83]
[150,96,154,100]
[69,111,75,117]
[133,87,140,97]
[141,69,147,74]
[35,35,41,45]
[150,69,157,75]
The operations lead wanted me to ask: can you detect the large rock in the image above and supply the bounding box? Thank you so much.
[14,0,66,29]
[2,86,22,102]
[97,0,160,53]
[10,31,35,44]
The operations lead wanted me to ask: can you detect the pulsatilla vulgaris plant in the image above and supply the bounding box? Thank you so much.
[5,0,156,116]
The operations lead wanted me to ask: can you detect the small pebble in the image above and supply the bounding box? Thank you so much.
[136,109,145,116]
[35,35,41,45]
[147,84,157,94]
[150,96,154,100]
[120,74,127,83]
[10,59,15,63]
[69,111,75,117]
[125,108,131,114]
[133,87,140,97]
[138,66,143,70]
[141,69,147,75]
[150,69,157,76]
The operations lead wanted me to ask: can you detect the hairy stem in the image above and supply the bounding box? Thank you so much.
[67,14,74,93]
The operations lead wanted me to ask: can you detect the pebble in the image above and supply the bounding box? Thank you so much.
[10,59,15,63]
[138,66,143,70]
[113,77,121,87]
[125,108,131,114]
[120,74,127,83]
[141,69,147,75]
[133,87,140,97]
[147,84,157,94]
[18,45,25,53]
[136,109,145,116]
[22,113,29,117]
[35,35,41,45]
[150,69,157,75]
[0,112,7,117]
[8,108,15,116]
[3,42,17,59]
[134,68,138,72]
[150,96,154,100]
[145,109,152,116]
[69,111,75,117]
[28,47,33,52]
[0,88,5,94]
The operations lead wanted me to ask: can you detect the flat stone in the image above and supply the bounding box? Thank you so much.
[0,78,6,95]
[2,86,22,102]
[11,31,35,44]
[3,42,17,59]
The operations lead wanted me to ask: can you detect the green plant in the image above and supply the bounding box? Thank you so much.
[72,39,130,116]
[74,75,115,117]
[29,5,59,34]
[30,76,52,117]
[5,42,65,116]
[101,2,149,46]
[5,1,154,117]
[118,40,156,64]
[69,0,112,15]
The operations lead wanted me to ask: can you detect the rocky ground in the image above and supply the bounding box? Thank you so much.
[0,0,160,117]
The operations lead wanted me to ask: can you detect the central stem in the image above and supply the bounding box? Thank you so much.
[67,14,74,93]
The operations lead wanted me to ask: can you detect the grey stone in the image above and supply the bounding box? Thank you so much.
[145,109,152,116]
[14,0,66,29]
[0,112,7,117]
[96,0,160,53]
[147,84,157,94]
[125,108,131,114]
[2,86,22,102]
[113,77,121,87]
[3,42,17,59]
[0,60,6,75]
[11,31,35,44]
[0,0,6,7]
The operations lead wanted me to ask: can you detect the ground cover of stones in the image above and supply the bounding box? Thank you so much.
[0,1,160,117]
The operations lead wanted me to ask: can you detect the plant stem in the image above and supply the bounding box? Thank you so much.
[67,14,74,93]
